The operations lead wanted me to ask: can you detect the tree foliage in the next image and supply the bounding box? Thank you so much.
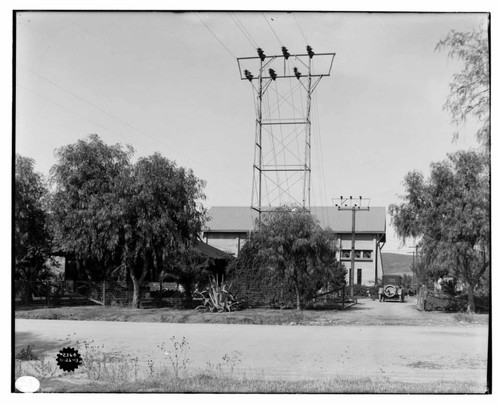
[15,155,54,303]
[120,153,207,307]
[49,135,207,307]
[50,134,133,279]
[436,28,490,148]
[229,207,345,310]
[389,150,489,312]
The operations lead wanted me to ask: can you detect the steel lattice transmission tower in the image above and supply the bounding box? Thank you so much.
[237,46,335,220]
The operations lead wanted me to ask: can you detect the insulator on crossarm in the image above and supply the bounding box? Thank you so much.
[244,69,254,81]
[257,47,266,61]
[306,45,314,58]
[281,46,290,59]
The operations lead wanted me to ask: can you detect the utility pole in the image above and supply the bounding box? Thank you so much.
[408,244,420,289]
[237,47,336,223]
[334,196,370,298]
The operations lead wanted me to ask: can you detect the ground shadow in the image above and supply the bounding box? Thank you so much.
[15,331,71,357]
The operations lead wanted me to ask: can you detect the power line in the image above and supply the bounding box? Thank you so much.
[230,12,258,49]
[17,65,192,161]
[261,13,282,47]
[292,13,308,43]
[16,82,248,194]
[18,64,158,141]
[195,13,237,59]
[16,83,137,145]
[312,87,330,215]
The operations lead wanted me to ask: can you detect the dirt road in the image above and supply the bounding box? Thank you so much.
[15,299,489,387]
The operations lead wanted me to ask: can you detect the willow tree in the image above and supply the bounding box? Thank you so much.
[436,27,490,149]
[50,134,133,280]
[389,151,489,312]
[120,153,207,307]
[50,135,207,308]
[15,155,54,304]
[236,207,345,310]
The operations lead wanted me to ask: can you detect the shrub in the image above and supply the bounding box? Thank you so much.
[352,284,373,297]
[440,278,460,297]
[227,252,296,308]
[195,275,239,312]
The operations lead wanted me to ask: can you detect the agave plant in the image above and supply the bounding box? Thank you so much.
[195,274,238,312]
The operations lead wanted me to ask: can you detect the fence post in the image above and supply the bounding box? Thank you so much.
[417,286,421,310]
[342,286,345,309]
[46,281,50,306]
[416,285,426,311]
[102,281,106,306]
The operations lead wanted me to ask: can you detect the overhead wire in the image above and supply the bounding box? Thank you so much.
[17,64,184,156]
[273,79,291,199]
[292,13,308,44]
[195,13,237,59]
[261,13,282,47]
[17,64,161,143]
[229,12,259,49]
[312,83,329,213]
[16,75,249,195]
[286,65,303,194]
[263,85,280,205]
[16,83,138,146]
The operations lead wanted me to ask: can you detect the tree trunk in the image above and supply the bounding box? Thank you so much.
[24,280,32,305]
[131,275,141,309]
[295,282,301,310]
[130,258,148,309]
[467,283,475,313]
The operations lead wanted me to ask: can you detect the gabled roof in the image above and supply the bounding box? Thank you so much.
[193,239,232,259]
[204,206,386,234]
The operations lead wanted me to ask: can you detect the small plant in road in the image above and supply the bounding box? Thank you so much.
[16,344,39,361]
[222,351,242,375]
[205,351,242,378]
[158,336,191,379]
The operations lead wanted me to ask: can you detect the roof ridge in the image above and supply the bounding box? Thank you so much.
[204,206,386,233]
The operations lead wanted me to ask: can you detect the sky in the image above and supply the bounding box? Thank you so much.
[13,10,488,254]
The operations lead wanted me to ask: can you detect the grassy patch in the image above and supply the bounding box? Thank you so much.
[407,360,444,369]
[33,375,487,393]
[15,344,39,361]
[14,335,487,394]
[15,303,489,326]
[455,311,481,323]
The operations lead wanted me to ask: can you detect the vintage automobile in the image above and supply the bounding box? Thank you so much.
[378,275,405,302]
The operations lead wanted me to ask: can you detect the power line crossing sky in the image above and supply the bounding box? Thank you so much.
[15,11,487,253]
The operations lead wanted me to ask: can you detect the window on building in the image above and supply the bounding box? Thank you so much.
[343,250,373,260]
[357,269,362,285]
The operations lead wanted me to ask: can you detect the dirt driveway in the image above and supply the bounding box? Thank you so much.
[15,297,489,389]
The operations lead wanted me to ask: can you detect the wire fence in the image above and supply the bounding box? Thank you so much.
[14,280,192,309]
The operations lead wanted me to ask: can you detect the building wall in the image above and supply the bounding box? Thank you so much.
[204,231,384,285]
[336,233,383,286]
[203,232,248,256]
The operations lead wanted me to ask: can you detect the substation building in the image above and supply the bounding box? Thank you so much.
[202,206,386,286]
